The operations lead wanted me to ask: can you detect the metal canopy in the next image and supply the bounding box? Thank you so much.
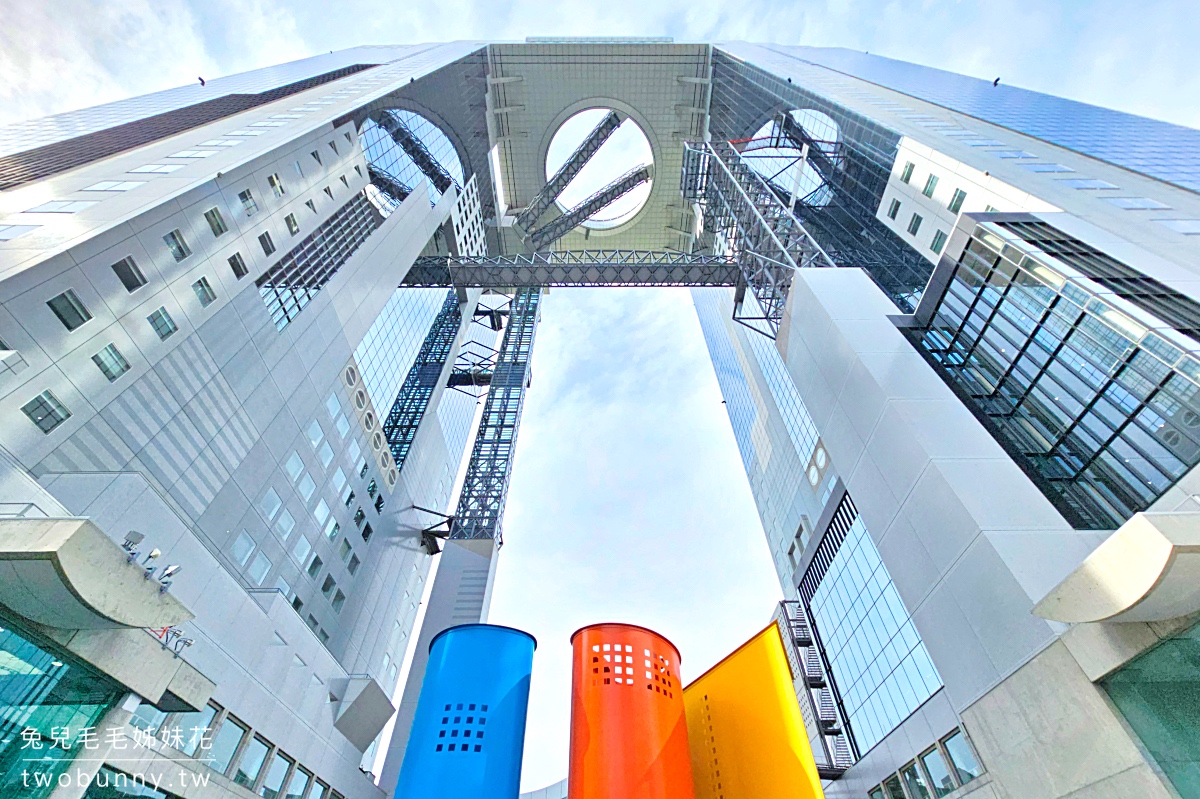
[402,250,741,288]
[516,109,624,232]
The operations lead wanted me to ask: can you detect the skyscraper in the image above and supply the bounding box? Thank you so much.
[0,38,1197,799]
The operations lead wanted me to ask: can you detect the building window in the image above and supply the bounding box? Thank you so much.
[800,494,942,752]
[204,207,228,237]
[321,575,336,598]
[348,554,360,575]
[147,307,177,340]
[293,161,304,178]
[25,200,96,213]
[259,231,276,256]
[920,747,956,797]
[268,173,286,198]
[285,213,299,235]
[922,174,939,198]
[930,230,948,254]
[298,473,316,501]
[92,343,130,381]
[339,175,349,188]
[239,189,260,216]
[228,252,248,279]
[354,165,362,178]
[163,229,191,262]
[209,716,249,776]
[941,730,981,785]
[887,198,901,220]
[900,161,915,183]
[907,213,923,235]
[361,522,373,543]
[332,590,346,613]
[111,256,147,292]
[285,452,304,482]
[192,277,217,307]
[22,390,71,433]
[276,510,295,541]
[260,487,282,520]
[47,290,92,331]
[248,553,272,586]
[374,494,385,513]
[306,199,317,214]
[307,554,324,579]
[82,180,143,192]
[311,150,322,166]
[231,530,255,566]
[948,188,967,213]
[353,507,365,527]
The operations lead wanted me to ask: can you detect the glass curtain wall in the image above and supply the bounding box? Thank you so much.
[0,622,123,799]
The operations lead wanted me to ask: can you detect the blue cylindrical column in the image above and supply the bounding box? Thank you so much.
[394,623,537,799]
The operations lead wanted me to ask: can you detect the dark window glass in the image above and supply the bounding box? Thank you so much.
[192,277,217,307]
[111,256,147,292]
[239,189,260,216]
[163,229,191,262]
[259,231,276,256]
[229,252,249,279]
[205,207,228,237]
[47,290,92,330]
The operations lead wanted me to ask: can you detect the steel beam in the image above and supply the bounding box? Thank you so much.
[368,163,411,204]
[449,288,541,542]
[527,164,653,251]
[515,110,624,232]
[683,140,835,337]
[373,110,456,195]
[402,250,741,288]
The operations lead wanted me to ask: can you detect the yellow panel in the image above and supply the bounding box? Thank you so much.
[683,623,825,799]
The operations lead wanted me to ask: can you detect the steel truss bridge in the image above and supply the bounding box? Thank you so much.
[395,135,833,547]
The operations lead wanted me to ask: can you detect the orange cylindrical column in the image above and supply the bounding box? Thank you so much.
[569,623,696,799]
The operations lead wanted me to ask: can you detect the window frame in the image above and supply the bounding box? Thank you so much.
[204,207,229,237]
[239,189,260,216]
[948,188,967,214]
[111,256,148,292]
[922,174,939,198]
[22,390,71,433]
[907,213,923,236]
[47,289,93,331]
[147,306,178,340]
[228,252,249,279]
[163,229,192,262]
[259,231,276,256]
[92,343,131,382]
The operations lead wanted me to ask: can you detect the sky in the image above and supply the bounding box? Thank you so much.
[4,0,1199,793]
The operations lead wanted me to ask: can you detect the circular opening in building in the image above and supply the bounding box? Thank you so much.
[740,109,841,209]
[545,108,653,230]
[361,109,465,211]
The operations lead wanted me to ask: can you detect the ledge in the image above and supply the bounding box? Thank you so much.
[1033,512,1200,623]
[0,517,193,629]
